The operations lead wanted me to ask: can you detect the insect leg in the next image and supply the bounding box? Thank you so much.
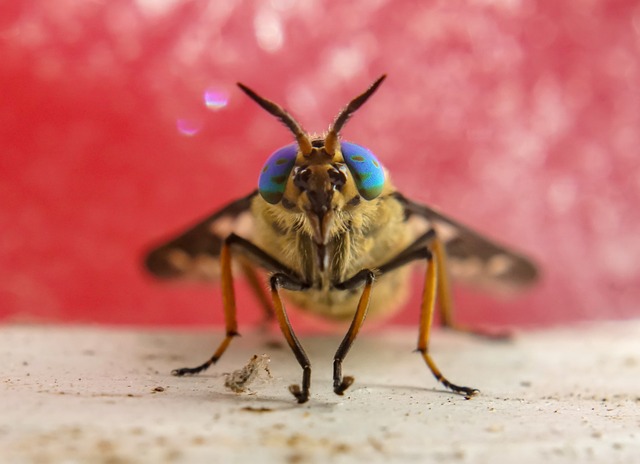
[269,273,313,403]
[327,233,439,396]
[375,230,479,396]
[415,246,479,396]
[172,233,305,379]
[239,258,275,324]
[172,237,239,376]
[332,270,375,395]
[394,192,522,338]
[431,238,509,339]
[395,231,461,332]
[388,229,508,339]
[226,235,314,403]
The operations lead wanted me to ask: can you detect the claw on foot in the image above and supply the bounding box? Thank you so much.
[334,376,354,395]
[289,384,309,404]
[172,366,205,376]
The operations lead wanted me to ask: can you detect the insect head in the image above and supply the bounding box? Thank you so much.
[241,76,387,207]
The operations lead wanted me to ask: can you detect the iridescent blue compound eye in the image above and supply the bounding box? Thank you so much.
[258,143,298,204]
[341,141,385,200]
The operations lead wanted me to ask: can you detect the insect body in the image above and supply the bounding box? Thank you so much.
[145,75,538,403]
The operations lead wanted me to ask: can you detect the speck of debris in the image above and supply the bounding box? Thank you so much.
[241,406,274,413]
[520,380,532,387]
[152,386,165,393]
[486,424,504,433]
[287,453,304,464]
[192,436,206,445]
[367,436,385,454]
[224,354,271,393]
[95,438,115,454]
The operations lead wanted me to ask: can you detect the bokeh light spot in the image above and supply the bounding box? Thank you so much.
[254,8,284,52]
[176,118,203,136]
[204,88,229,110]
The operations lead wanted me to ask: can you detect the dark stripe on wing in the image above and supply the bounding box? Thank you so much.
[144,191,257,281]
[393,192,539,292]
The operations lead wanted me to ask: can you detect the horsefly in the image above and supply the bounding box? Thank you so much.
[145,75,538,403]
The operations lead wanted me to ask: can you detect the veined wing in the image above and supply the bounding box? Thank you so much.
[394,192,539,294]
[144,191,257,281]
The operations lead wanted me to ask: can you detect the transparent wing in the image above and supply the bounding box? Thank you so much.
[395,192,539,294]
[144,191,257,281]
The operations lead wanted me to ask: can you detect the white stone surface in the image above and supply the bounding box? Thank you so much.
[1,322,639,463]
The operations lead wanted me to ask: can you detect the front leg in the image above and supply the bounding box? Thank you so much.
[172,234,309,388]
[332,270,376,395]
[269,273,312,403]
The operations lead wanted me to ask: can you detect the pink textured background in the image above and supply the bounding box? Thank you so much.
[2,1,639,328]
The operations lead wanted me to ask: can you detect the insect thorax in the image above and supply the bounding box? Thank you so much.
[250,183,416,320]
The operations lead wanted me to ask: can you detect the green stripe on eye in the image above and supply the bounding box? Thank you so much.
[342,141,385,201]
[258,143,298,204]
[271,174,288,185]
[355,172,371,183]
[260,190,283,204]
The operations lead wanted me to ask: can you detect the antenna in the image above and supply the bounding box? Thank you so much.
[324,75,387,156]
[237,83,313,156]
